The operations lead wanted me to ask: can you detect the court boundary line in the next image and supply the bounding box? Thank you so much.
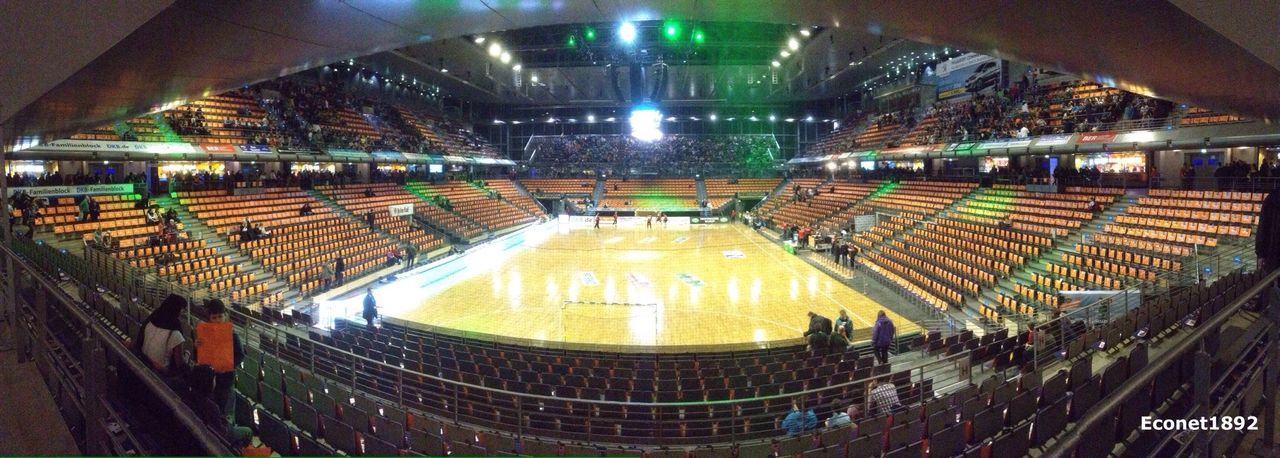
[736,224,877,328]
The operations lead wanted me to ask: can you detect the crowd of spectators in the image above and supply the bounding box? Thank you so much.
[529,134,778,169]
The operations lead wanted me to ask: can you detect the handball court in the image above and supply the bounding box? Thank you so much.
[332,218,916,349]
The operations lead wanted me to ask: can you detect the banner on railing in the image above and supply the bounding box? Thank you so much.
[389,203,414,217]
[237,144,274,153]
[853,214,877,232]
[7,183,134,198]
[24,139,197,154]
[200,144,237,153]
[1077,131,1118,143]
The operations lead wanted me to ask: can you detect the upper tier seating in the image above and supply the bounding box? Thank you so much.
[519,179,598,195]
[703,178,782,197]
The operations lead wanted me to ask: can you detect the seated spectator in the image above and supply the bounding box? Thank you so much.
[135,294,190,376]
[145,205,161,224]
[781,400,817,436]
[299,202,313,216]
[825,400,852,428]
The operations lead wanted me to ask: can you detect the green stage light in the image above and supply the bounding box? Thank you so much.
[567,35,576,47]
[663,21,682,41]
[584,27,596,41]
[692,29,705,44]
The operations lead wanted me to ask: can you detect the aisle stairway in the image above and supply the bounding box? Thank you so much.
[154,195,300,307]
[309,189,453,254]
[401,184,486,240]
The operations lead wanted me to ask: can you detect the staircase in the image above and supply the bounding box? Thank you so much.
[508,180,548,215]
[151,114,184,142]
[590,179,606,214]
[401,183,486,239]
[155,196,300,307]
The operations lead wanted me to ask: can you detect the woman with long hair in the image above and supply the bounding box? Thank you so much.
[136,294,190,374]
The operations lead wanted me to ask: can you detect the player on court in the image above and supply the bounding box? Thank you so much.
[646,216,653,229]
[594,214,601,229]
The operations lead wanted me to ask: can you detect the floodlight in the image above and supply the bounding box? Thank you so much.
[618,22,637,44]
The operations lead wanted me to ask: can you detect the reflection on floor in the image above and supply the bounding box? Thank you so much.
[320,220,916,348]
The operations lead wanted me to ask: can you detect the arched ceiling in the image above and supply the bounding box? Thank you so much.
[4,0,1279,144]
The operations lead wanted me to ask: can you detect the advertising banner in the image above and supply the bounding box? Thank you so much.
[978,139,1033,150]
[1032,134,1075,147]
[853,214,877,233]
[929,53,1000,99]
[237,144,274,153]
[1078,132,1118,143]
[200,144,237,153]
[327,148,371,160]
[689,216,731,224]
[7,183,134,198]
[372,150,404,161]
[388,203,414,216]
[29,139,196,154]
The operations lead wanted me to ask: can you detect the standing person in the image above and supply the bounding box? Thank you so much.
[867,380,902,416]
[334,257,345,286]
[404,244,417,270]
[322,262,334,290]
[834,310,854,342]
[593,214,601,229]
[1254,190,1280,311]
[362,288,378,332]
[871,310,896,365]
[646,216,652,229]
[195,299,242,417]
[136,294,190,376]
[803,311,833,351]
[365,210,376,229]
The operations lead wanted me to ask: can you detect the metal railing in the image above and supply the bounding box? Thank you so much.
[19,236,993,448]
[1048,267,1280,456]
[2,241,234,456]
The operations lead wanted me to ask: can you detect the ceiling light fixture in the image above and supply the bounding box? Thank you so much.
[618,22,637,44]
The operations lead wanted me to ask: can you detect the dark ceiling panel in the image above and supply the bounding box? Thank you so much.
[6,0,1280,145]
[0,0,173,122]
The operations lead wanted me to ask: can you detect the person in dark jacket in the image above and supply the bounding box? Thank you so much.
[871,310,896,365]
[804,311,833,350]
[362,288,378,331]
[334,257,345,285]
[1256,191,1280,273]
[1255,191,1280,312]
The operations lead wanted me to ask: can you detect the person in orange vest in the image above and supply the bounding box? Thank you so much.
[195,299,243,417]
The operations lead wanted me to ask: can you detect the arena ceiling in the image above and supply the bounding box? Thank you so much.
[3,0,1279,145]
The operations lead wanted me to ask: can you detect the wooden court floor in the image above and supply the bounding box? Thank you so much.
[382,222,916,348]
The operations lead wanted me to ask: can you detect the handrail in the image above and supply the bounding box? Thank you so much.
[237,308,969,408]
[1,242,235,456]
[1047,267,1280,455]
